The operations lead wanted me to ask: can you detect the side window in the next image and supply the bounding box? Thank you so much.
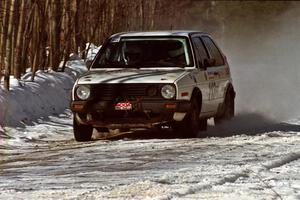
[202,36,224,66]
[192,37,209,68]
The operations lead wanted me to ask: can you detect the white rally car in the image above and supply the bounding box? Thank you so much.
[71,31,235,141]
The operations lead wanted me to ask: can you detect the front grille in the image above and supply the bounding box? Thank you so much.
[91,84,161,101]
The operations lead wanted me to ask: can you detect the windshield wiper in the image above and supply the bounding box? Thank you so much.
[97,61,128,68]
[96,61,186,69]
[138,61,185,68]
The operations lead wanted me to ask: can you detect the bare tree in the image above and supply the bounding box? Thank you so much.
[0,0,291,90]
[4,0,16,90]
[49,0,62,71]
[61,0,72,72]
[31,1,41,81]
[20,3,34,76]
[14,0,25,79]
[0,1,11,83]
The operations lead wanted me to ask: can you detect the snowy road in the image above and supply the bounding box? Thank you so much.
[1,111,300,200]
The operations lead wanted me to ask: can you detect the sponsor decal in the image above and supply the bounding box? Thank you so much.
[115,102,132,110]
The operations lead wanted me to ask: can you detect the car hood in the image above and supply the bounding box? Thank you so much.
[77,69,189,84]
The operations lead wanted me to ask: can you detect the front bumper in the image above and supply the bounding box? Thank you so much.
[71,100,191,128]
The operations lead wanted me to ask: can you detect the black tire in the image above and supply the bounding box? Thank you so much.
[224,93,234,120]
[215,90,234,124]
[174,97,206,138]
[73,117,93,142]
[199,118,208,131]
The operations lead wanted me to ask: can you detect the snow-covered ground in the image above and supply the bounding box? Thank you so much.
[0,46,299,199]
[1,114,299,200]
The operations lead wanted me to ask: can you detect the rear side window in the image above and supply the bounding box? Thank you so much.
[192,37,209,68]
[202,36,224,66]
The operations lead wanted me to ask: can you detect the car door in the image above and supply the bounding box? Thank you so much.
[191,35,214,114]
[201,35,230,111]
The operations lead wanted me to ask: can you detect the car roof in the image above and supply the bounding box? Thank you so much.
[110,30,206,39]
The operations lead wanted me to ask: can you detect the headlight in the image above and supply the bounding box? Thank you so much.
[161,85,176,99]
[76,85,90,100]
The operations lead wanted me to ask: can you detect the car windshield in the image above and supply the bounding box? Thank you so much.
[93,37,194,68]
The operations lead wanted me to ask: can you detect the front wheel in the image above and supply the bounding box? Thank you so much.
[73,116,93,142]
[174,97,207,138]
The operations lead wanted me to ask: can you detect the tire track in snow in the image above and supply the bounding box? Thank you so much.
[159,167,281,200]
[155,143,300,199]
[157,169,250,200]
[262,151,300,170]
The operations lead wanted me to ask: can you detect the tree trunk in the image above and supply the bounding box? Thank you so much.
[10,0,20,77]
[14,0,25,79]
[49,0,61,71]
[31,1,40,81]
[74,0,81,54]
[37,0,49,71]
[61,0,72,72]
[4,0,16,90]
[0,1,11,83]
[20,4,34,75]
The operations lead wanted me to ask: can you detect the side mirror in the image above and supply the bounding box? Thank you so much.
[204,58,216,67]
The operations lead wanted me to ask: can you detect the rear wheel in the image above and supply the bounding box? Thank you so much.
[215,90,234,124]
[199,118,207,132]
[73,116,93,142]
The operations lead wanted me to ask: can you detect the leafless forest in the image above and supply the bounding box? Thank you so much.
[0,0,296,90]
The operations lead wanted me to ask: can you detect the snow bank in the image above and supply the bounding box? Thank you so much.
[0,60,87,128]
